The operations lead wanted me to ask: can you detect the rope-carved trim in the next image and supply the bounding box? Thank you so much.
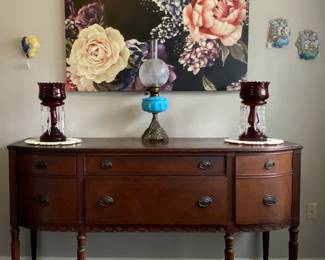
[86,225,226,232]
[20,222,291,233]
[236,221,291,232]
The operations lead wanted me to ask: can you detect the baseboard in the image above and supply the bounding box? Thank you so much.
[0,257,324,260]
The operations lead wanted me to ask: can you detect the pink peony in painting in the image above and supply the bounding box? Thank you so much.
[65,0,249,92]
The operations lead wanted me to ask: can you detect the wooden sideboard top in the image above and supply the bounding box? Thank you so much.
[8,138,302,153]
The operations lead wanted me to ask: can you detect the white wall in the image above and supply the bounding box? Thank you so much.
[0,0,324,258]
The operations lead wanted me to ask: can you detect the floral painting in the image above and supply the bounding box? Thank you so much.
[65,0,249,92]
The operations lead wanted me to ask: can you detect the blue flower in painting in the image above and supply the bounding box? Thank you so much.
[115,40,149,88]
[272,37,289,48]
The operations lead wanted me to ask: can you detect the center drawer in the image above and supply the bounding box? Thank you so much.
[85,155,225,176]
[85,176,228,225]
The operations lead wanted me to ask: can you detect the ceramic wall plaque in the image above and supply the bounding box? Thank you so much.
[267,18,290,48]
[64,0,250,92]
[295,30,320,60]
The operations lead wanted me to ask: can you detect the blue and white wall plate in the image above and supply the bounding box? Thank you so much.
[295,30,320,61]
[267,18,290,49]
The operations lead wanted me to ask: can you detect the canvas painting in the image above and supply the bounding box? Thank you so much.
[65,0,249,92]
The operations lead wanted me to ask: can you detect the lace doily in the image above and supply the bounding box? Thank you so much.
[224,137,284,146]
[24,137,82,146]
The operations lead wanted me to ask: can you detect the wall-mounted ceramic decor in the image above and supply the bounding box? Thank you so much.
[65,0,249,92]
[21,35,41,69]
[295,30,320,61]
[266,18,290,48]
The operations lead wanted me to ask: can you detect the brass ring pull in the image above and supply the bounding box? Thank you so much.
[264,159,275,170]
[99,160,113,170]
[36,160,48,169]
[37,195,49,207]
[198,160,212,170]
[263,195,277,206]
[98,195,114,208]
[197,196,213,208]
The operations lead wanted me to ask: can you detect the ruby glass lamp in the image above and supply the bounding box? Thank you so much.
[38,82,66,142]
[239,81,270,141]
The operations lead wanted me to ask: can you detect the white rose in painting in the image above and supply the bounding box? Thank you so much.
[67,24,130,84]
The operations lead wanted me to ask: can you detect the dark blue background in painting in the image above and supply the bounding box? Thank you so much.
[65,0,249,91]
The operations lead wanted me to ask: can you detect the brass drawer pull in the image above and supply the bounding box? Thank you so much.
[198,160,212,170]
[263,195,277,206]
[264,159,275,170]
[98,195,114,208]
[99,160,113,170]
[37,195,49,207]
[197,196,213,208]
[36,160,48,169]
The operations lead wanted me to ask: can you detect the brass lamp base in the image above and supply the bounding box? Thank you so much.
[142,114,169,143]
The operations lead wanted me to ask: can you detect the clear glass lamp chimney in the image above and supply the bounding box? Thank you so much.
[139,39,169,88]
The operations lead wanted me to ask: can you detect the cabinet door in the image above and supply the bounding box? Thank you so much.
[236,175,292,225]
[18,177,77,224]
[85,176,228,225]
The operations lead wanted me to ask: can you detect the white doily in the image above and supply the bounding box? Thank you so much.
[224,137,284,146]
[24,137,82,146]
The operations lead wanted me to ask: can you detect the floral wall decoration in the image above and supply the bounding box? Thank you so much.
[267,18,290,49]
[295,30,320,61]
[65,0,249,92]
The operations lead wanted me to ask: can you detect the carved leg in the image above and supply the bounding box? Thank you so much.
[263,231,270,260]
[224,233,234,260]
[289,226,299,260]
[31,229,37,260]
[11,227,20,260]
[77,233,86,260]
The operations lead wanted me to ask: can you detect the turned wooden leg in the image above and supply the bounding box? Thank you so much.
[289,226,299,260]
[30,229,37,260]
[224,233,234,260]
[11,227,20,260]
[77,233,86,260]
[263,231,270,260]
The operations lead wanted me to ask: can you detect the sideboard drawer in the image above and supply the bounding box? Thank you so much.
[236,152,292,176]
[85,176,228,225]
[85,155,225,176]
[236,175,292,225]
[18,177,77,224]
[17,152,77,175]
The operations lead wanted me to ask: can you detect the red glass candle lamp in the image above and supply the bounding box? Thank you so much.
[38,83,66,142]
[239,81,270,141]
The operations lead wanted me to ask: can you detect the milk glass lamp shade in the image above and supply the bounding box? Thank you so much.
[139,39,169,88]
[139,59,169,87]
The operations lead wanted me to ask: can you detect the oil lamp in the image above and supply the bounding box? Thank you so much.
[139,39,170,143]
[38,82,66,142]
[239,81,270,141]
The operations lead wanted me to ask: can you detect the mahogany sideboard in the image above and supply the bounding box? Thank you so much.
[8,138,302,260]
